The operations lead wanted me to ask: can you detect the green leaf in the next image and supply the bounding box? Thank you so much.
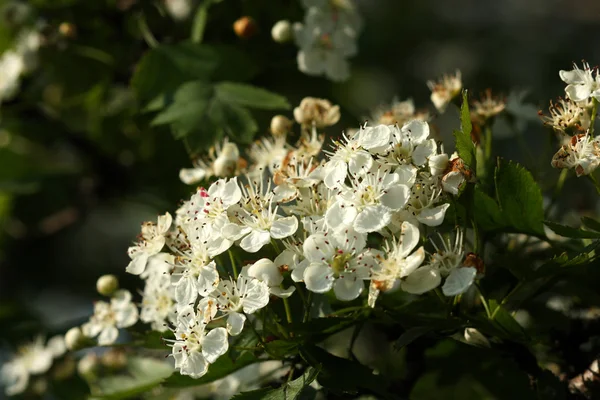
[393,326,436,350]
[264,340,299,359]
[163,351,258,388]
[89,357,173,400]
[495,161,544,235]
[473,185,507,231]
[131,43,218,107]
[453,90,475,169]
[230,367,319,400]
[210,100,259,144]
[544,221,600,239]
[215,82,290,110]
[582,216,600,232]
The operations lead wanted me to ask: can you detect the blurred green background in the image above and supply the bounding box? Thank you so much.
[1,0,600,395]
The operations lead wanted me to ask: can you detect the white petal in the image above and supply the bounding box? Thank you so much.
[354,205,391,233]
[417,203,450,227]
[401,247,425,277]
[172,343,186,368]
[291,259,310,282]
[380,184,410,210]
[98,326,119,345]
[240,229,271,253]
[270,286,296,298]
[221,178,243,207]
[304,264,335,293]
[175,276,198,305]
[359,125,392,151]
[270,216,298,239]
[222,223,250,241]
[197,262,220,296]
[401,266,441,294]
[348,150,373,176]
[333,275,364,301]
[429,153,449,176]
[47,335,66,358]
[398,221,420,257]
[395,164,417,187]
[27,350,53,374]
[241,279,270,314]
[297,49,326,75]
[565,84,592,102]
[181,351,209,378]
[157,212,172,234]
[126,252,149,275]
[114,304,139,328]
[226,312,246,336]
[202,327,229,363]
[442,171,465,195]
[323,160,347,188]
[559,68,586,84]
[179,167,207,185]
[401,120,430,143]
[412,139,437,166]
[324,51,350,82]
[325,201,357,231]
[247,258,283,286]
[303,233,336,262]
[442,267,476,296]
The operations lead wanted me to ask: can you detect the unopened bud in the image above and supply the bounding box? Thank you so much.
[96,274,119,296]
[271,20,292,43]
[234,16,258,39]
[101,348,128,370]
[270,115,293,136]
[58,22,77,38]
[463,328,490,348]
[77,353,99,380]
[65,327,86,351]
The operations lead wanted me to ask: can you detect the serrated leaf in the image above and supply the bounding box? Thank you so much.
[453,90,475,169]
[163,351,258,388]
[89,357,173,400]
[495,161,544,235]
[230,367,319,400]
[582,216,600,232]
[473,185,506,231]
[215,82,290,110]
[264,340,299,359]
[210,100,259,144]
[544,221,600,239]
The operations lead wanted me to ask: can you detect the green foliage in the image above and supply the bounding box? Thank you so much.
[89,357,173,400]
[231,367,319,400]
[453,90,475,169]
[544,220,600,239]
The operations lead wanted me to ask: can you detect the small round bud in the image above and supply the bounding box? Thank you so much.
[233,16,258,39]
[270,115,293,136]
[101,348,128,370]
[65,327,86,351]
[58,22,77,38]
[77,353,99,380]
[271,20,292,43]
[96,274,119,296]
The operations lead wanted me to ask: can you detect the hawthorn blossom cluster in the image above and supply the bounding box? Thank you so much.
[545,62,600,176]
[78,95,476,380]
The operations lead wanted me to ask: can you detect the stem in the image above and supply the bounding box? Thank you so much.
[138,13,158,48]
[434,288,447,306]
[303,291,313,323]
[282,297,293,324]
[271,239,281,253]
[228,249,238,278]
[484,125,493,161]
[477,285,492,319]
[590,97,598,136]
[546,168,569,217]
[191,2,210,43]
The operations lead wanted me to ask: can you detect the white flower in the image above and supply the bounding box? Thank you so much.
[82,290,139,345]
[322,131,373,189]
[171,254,220,306]
[273,156,323,203]
[552,133,600,176]
[302,229,377,300]
[201,276,270,336]
[392,172,450,227]
[540,98,591,134]
[368,221,425,307]
[427,70,462,113]
[241,258,295,298]
[248,136,288,176]
[167,305,229,379]
[1,337,54,396]
[276,239,311,283]
[326,167,410,233]
[126,212,172,275]
[370,98,430,126]
[179,139,242,185]
[559,62,600,103]
[141,272,177,331]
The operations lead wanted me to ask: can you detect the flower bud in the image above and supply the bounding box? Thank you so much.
[164,0,192,20]
[65,327,86,351]
[96,274,119,296]
[233,16,258,39]
[463,328,490,348]
[293,97,340,128]
[213,142,240,177]
[58,22,77,38]
[270,115,293,136]
[77,353,99,380]
[271,20,292,43]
